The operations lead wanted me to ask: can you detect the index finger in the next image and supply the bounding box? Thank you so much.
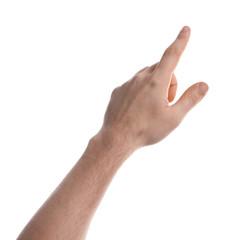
[155,26,191,78]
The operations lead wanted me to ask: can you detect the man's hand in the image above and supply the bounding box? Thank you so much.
[100,26,208,149]
[17,26,209,240]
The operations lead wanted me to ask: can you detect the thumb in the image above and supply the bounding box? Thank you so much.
[171,82,209,120]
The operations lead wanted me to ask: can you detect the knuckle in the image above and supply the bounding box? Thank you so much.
[152,68,162,78]
[149,79,157,88]
[139,66,149,72]
[164,44,181,58]
[135,67,149,78]
[111,87,119,97]
[132,73,142,82]
[136,66,149,74]
[188,92,199,106]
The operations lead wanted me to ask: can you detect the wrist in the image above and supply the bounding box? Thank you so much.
[84,128,135,168]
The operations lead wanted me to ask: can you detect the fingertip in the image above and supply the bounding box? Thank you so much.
[168,95,175,103]
[168,84,177,103]
[181,26,190,33]
[177,26,191,39]
[198,82,209,95]
[170,82,206,117]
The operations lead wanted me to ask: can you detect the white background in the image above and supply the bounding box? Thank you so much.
[0,0,231,239]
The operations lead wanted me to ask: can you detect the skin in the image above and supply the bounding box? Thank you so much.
[16,26,209,240]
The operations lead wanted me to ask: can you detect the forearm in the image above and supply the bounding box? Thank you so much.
[17,26,208,240]
[17,130,134,240]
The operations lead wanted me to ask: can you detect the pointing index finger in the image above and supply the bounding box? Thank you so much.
[156,26,191,78]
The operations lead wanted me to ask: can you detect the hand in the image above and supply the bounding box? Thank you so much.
[99,26,209,151]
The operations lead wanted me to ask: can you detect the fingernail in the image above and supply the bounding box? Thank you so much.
[199,83,209,94]
[181,26,189,32]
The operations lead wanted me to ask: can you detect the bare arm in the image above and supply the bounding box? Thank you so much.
[17,26,208,240]
[17,131,133,240]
